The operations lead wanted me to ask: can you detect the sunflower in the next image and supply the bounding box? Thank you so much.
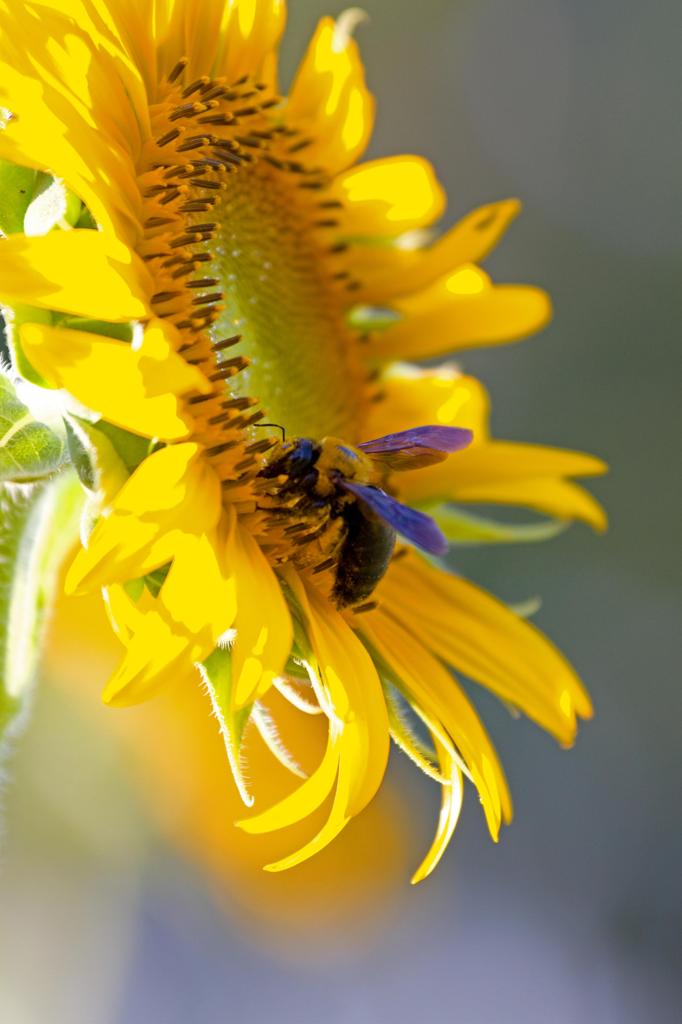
[0,0,606,882]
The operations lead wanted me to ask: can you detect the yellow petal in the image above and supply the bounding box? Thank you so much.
[160,529,238,644]
[374,265,552,360]
[334,156,446,237]
[411,740,464,884]
[240,571,390,868]
[361,607,511,838]
[364,365,489,441]
[352,199,522,302]
[262,735,353,872]
[443,440,606,483]
[237,730,340,834]
[367,365,607,530]
[20,320,209,440]
[294,574,390,816]
[66,443,221,593]
[102,582,145,644]
[102,609,192,707]
[450,475,607,532]
[0,35,143,246]
[399,442,607,530]
[0,230,150,320]
[287,15,374,172]
[219,0,286,83]
[226,510,293,709]
[102,525,239,708]
[378,552,593,742]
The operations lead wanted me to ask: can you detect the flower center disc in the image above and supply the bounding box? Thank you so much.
[208,160,365,440]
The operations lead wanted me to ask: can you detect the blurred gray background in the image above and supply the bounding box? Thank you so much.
[1,1,680,1022]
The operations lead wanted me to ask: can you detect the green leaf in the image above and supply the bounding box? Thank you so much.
[0,471,83,755]
[0,370,63,482]
[23,176,81,236]
[0,160,38,235]
[199,646,254,808]
[425,504,569,546]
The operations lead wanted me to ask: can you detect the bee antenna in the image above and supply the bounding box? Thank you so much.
[255,422,286,442]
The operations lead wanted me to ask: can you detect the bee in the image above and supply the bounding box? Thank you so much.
[257,425,473,608]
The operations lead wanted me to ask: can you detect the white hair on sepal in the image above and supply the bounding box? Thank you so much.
[196,660,254,808]
[252,702,308,779]
[272,674,323,715]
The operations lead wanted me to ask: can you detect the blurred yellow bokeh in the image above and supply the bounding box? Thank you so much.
[42,567,412,953]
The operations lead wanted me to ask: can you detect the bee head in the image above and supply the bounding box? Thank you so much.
[260,436,321,482]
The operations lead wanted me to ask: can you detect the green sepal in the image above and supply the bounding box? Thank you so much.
[143,563,171,598]
[424,504,569,546]
[76,206,97,229]
[0,369,63,482]
[64,415,152,494]
[383,682,447,784]
[64,418,97,490]
[61,317,134,342]
[0,471,83,755]
[91,419,156,474]
[122,577,145,603]
[199,646,255,807]
[1,304,53,385]
[0,160,38,235]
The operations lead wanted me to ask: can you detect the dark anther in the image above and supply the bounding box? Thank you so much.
[197,113,235,125]
[199,87,226,103]
[218,355,250,371]
[144,216,175,228]
[213,335,242,352]
[156,128,181,147]
[182,77,211,97]
[167,58,188,84]
[221,395,255,410]
[206,440,240,456]
[189,178,222,189]
[191,292,222,306]
[188,392,217,405]
[169,102,205,121]
[288,138,313,154]
[187,278,219,289]
[312,558,337,575]
[176,135,212,152]
[246,439,277,455]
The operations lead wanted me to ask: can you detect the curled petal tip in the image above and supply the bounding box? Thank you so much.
[333,8,369,51]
